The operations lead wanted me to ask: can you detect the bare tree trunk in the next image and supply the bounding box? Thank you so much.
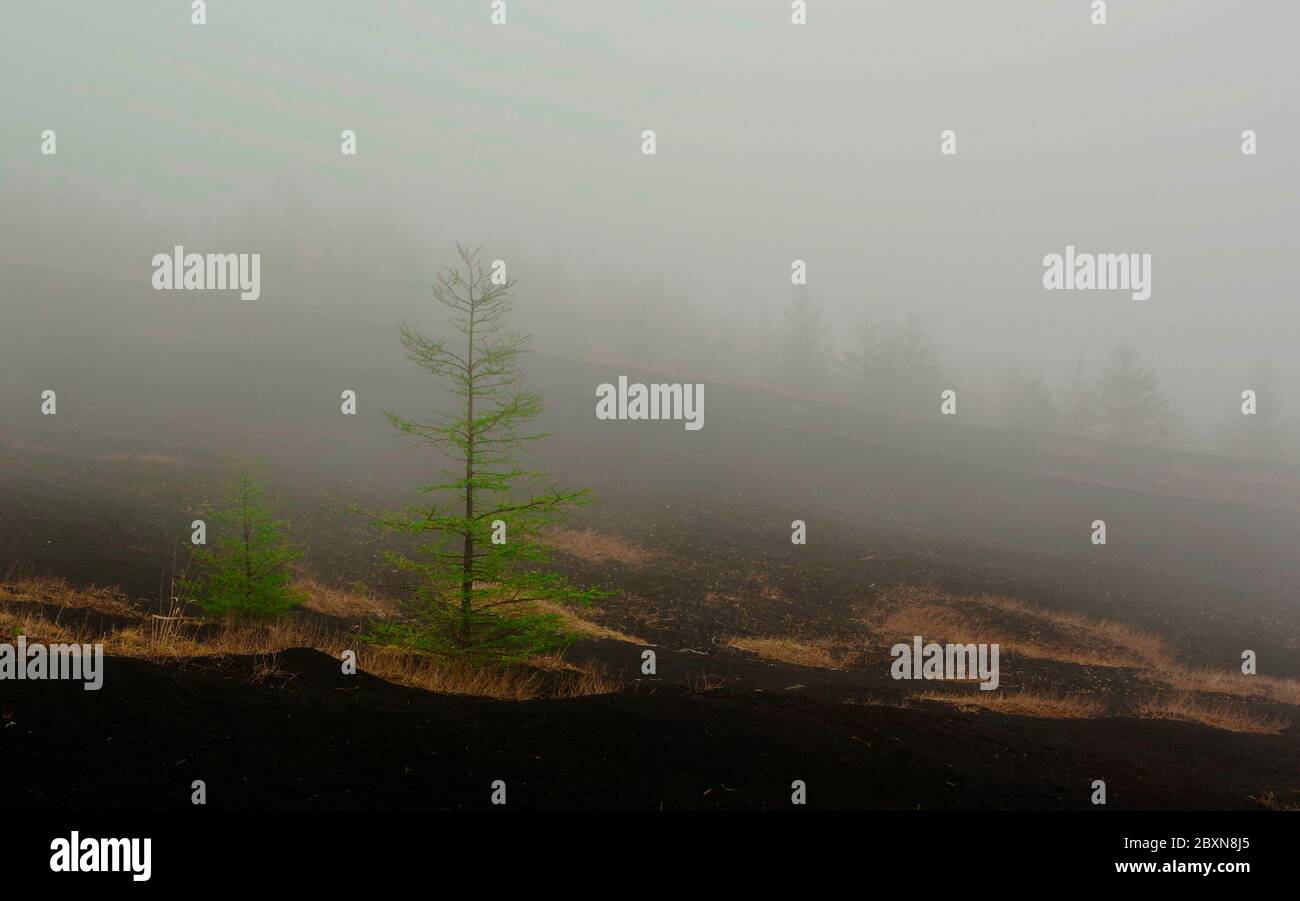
[241,476,253,609]
[460,281,476,646]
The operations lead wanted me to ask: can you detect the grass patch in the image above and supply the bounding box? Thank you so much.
[1134,694,1291,735]
[533,599,648,645]
[1,574,620,701]
[871,584,1300,709]
[913,689,1107,719]
[724,635,856,669]
[541,528,660,568]
[0,572,134,615]
[294,577,397,620]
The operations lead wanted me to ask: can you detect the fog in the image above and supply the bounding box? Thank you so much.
[3,1,1298,450]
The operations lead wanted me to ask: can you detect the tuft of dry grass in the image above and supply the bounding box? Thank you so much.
[842,695,902,708]
[294,577,397,620]
[876,602,997,647]
[1250,790,1300,811]
[686,669,728,695]
[548,661,624,698]
[92,451,185,466]
[969,592,1168,668]
[357,646,538,699]
[361,645,622,699]
[540,528,660,568]
[870,587,1141,669]
[702,580,787,608]
[1134,694,1291,735]
[724,635,856,670]
[0,609,85,644]
[0,573,134,616]
[249,652,294,686]
[1149,665,1300,708]
[913,689,1107,719]
[533,599,648,645]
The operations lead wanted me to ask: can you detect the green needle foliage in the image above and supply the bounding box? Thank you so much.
[194,458,305,621]
[376,244,603,663]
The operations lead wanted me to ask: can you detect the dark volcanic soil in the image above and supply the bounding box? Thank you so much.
[6,647,1295,810]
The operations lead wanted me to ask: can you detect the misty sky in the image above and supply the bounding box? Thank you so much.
[2,1,1298,425]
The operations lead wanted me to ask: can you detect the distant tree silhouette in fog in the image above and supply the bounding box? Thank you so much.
[1059,355,1097,437]
[874,311,941,417]
[779,293,831,395]
[838,311,881,409]
[1219,363,1294,462]
[1005,367,1059,432]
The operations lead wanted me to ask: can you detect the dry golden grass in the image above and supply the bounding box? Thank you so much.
[115,615,621,699]
[0,609,85,644]
[986,594,1300,706]
[294,577,397,620]
[876,602,994,645]
[358,645,621,700]
[249,653,294,686]
[686,669,729,695]
[0,573,134,615]
[724,635,855,669]
[842,695,901,708]
[533,599,648,645]
[970,592,1167,668]
[541,528,660,567]
[871,587,1139,669]
[913,689,1107,719]
[704,579,787,607]
[871,585,1300,710]
[1250,790,1300,811]
[92,451,185,466]
[352,643,622,699]
[1148,665,1300,707]
[1134,694,1291,735]
[108,615,333,660]
[373,654,546,699]
[1,576,619,701]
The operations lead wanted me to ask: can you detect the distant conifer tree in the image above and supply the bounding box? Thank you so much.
[779,293,831,395]
[1059,355,1097,436]
[837,311,881,409]
[1092,346,1170,445]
